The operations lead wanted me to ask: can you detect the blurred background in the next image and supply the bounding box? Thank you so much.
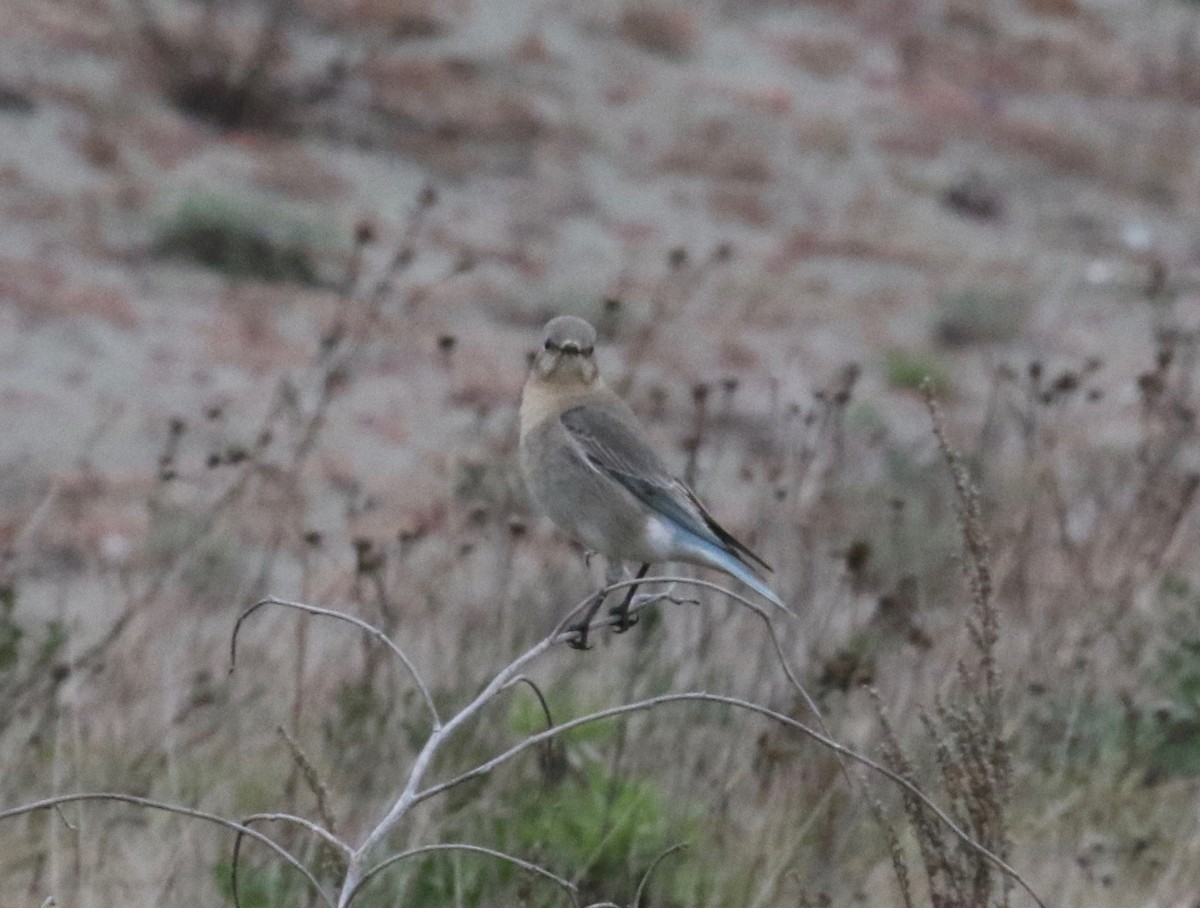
[2,0,1200,904]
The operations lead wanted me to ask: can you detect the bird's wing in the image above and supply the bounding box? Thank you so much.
[559,404,772,573]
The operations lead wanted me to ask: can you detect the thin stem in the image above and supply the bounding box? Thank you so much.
[239,813,351,856]
[501,675,558,771]
[413,692,1046,908]
[351,843,579,905]
[633,842,688,908]
[500,675,556,729]
[0,793,331,908]
[233,814,350,908]
[333,580,688,906]
[232,597,442,730]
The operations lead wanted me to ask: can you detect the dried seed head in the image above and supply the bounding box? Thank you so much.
[845,538,871,575]
[354,218,377,245]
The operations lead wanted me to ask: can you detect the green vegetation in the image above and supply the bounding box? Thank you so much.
[884,348,951,393]
[154,194,322,285]
[1148,635,1200,779]
[933,288,1029,347]
[508,764,690,902]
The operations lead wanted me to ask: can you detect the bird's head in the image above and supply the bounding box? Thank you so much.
[531,316,599,387]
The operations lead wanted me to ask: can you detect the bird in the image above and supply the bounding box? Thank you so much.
[519,314,787,648]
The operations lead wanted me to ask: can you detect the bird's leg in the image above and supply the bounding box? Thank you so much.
[568,588,608,650]
[610,563,650,633]
[568,559,618,650]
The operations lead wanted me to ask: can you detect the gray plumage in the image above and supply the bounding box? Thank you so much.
[519,315,785,611]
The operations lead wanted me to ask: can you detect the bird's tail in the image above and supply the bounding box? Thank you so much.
[674,531,792,615]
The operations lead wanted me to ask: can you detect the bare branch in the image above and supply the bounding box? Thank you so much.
[412,692,1046,908]
[582,574,916,908]
[351,843,579,905]
[233,813,349,908]
[634,842,688,908]
[0,793,331,908]
[331,580,686,903]
[232,597,441,729]
[501,675,555,726]
[501,675,558,772]
[234,576,1041,908]
[331,575,878,904]
[548,575,772,644]
[239,813,350,856]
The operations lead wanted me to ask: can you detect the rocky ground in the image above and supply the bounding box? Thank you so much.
[3,0,1200,905]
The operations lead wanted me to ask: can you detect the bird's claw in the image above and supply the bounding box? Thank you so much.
[613,613,639,633]
[567,622,594,650]
[608,603,639,633]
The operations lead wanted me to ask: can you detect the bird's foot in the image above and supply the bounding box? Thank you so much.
[608,562,650,633]
[608,601,640,633]
[567,620,594,650]
[567,590,607,650]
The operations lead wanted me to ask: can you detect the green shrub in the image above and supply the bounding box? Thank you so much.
[154,195,321,285]
[933,288,1029,346]
[213,860,307,908]
[1147,637,1200,779]
[355,764,692,908]
[884,348,951,394]
[506,764,681,900]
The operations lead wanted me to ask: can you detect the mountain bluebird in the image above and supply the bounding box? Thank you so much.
[519,315,786,647]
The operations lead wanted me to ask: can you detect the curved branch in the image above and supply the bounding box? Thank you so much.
[232,597,441,729]
[500,675,556,730]
[547,575,767,644]
[634,842,688,908]
[350,843,579,905]
[501,675,559,773]
[412,692,1045,908]
[233,814,350,908]
[239,812,350,855]
[334,580,705,896]
[0,793,331,908]
[620,575,823,717]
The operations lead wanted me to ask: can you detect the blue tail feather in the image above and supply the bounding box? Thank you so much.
[671,530,791,614]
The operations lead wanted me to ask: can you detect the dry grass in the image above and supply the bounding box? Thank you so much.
[5,1,1200,905]
[2,204,1200,906]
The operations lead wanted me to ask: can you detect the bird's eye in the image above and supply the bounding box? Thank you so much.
[544,339,559,351]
